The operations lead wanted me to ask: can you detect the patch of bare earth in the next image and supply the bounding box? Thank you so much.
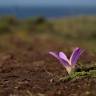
[0,38,96,96]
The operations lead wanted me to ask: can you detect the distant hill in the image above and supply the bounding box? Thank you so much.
[0,6,96,19]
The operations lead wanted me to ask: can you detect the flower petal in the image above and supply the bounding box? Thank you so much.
[60,59,70,67]
[49,51,69,67]
[70,48,84,65]
[49,51,59,60]
[59,52,69,62]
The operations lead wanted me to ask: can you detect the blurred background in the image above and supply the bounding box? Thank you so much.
[0,0,96,55]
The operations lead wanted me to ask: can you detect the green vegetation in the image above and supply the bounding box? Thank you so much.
[0,16,96,38]
[0,16,96,51]
[58,70,96,82]
[50,63,96,83]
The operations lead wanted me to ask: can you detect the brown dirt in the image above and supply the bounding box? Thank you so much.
[0,37,96,96]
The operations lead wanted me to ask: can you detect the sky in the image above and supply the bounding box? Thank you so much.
[0,0,96,6]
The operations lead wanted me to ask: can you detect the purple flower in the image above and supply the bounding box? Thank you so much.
[49,48,84,74]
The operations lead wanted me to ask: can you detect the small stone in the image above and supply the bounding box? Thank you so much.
[85,91,91,95]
